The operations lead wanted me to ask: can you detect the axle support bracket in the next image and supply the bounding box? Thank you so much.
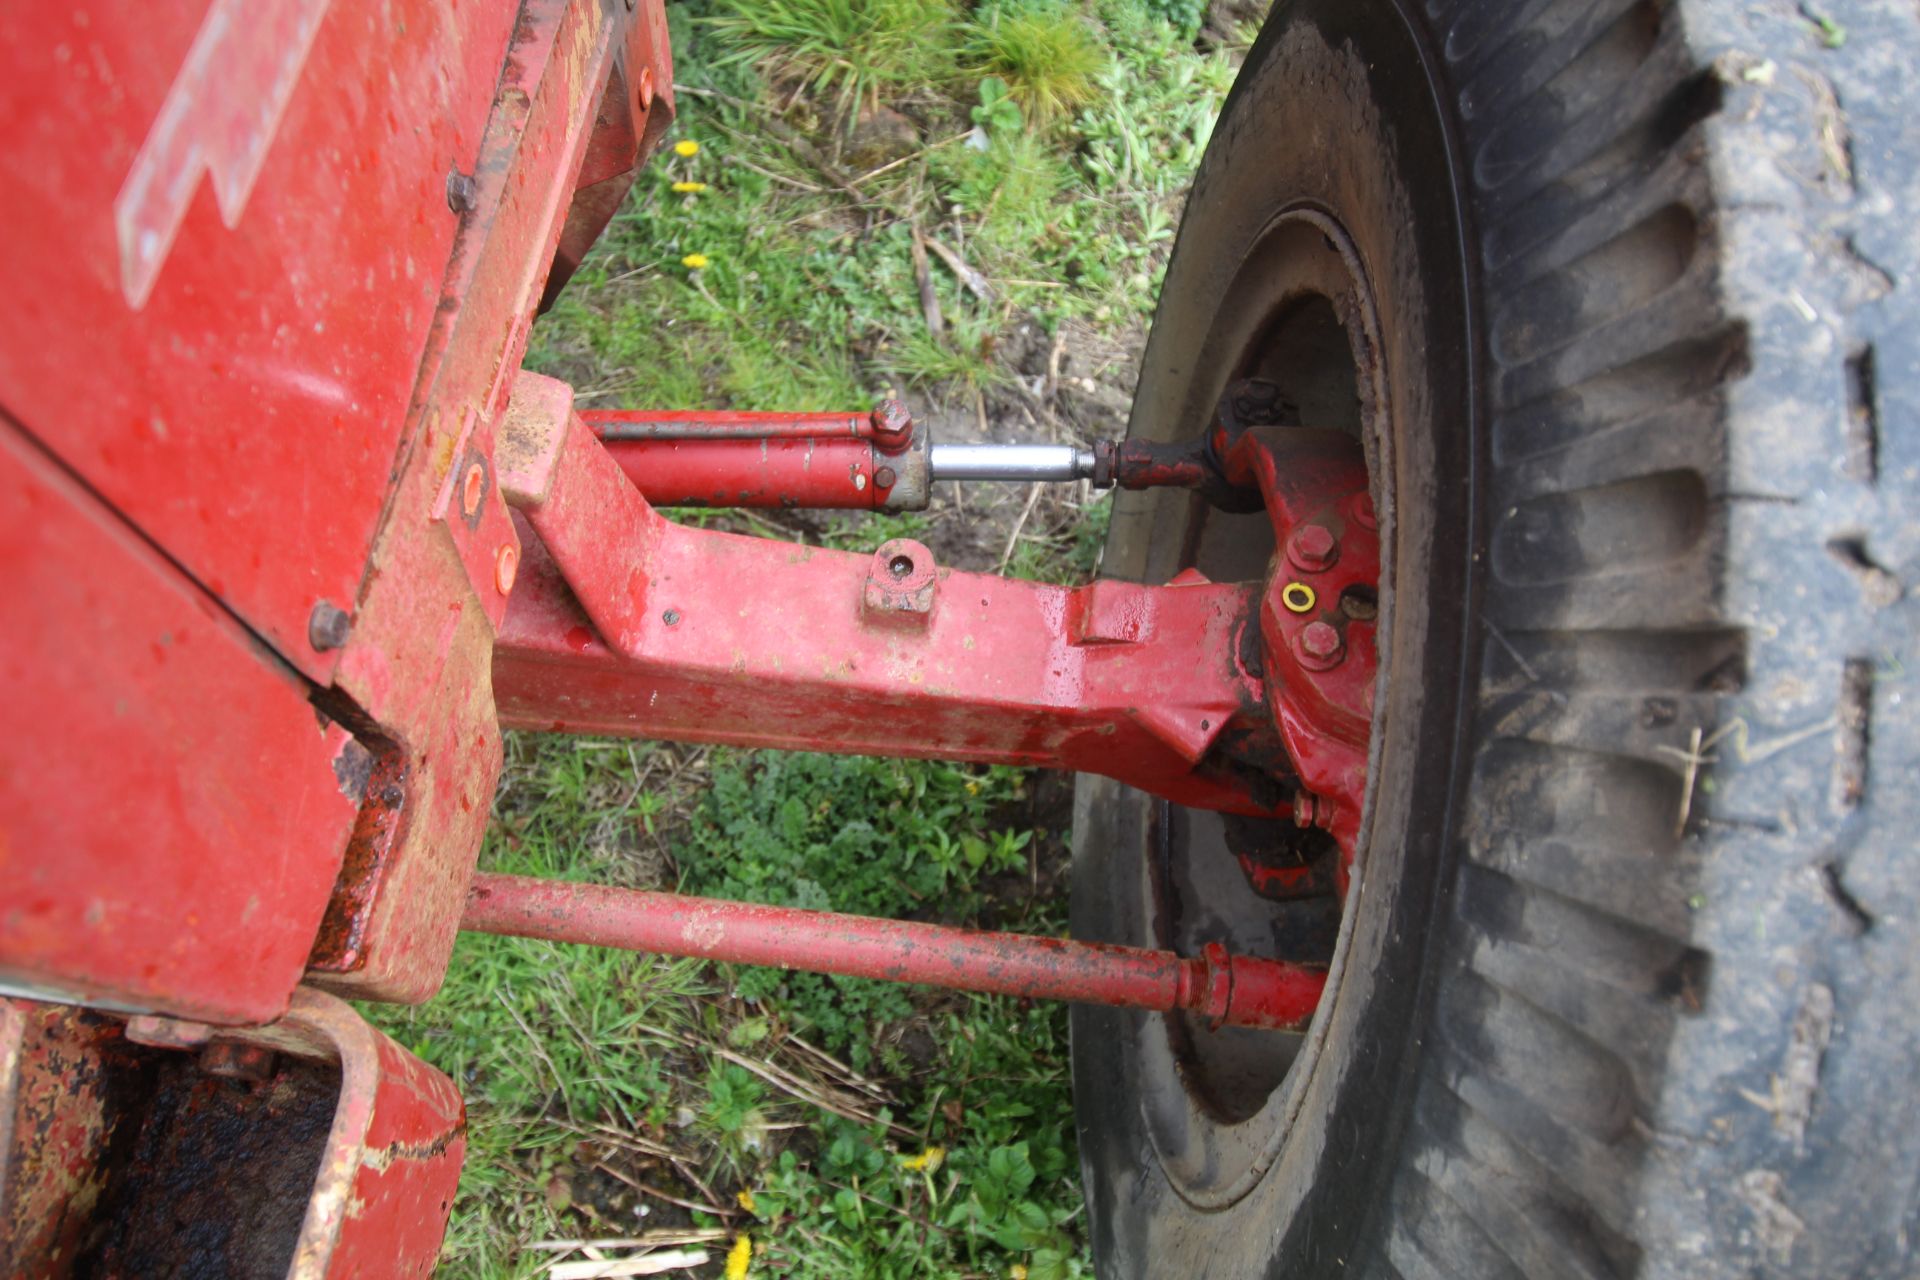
[493,371,1285,816]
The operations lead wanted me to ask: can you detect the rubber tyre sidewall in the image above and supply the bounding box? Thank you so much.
[1070,1,1483,1273]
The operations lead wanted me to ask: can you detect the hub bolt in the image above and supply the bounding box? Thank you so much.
[1296,619,1344,669]
[1287,524,1338,573]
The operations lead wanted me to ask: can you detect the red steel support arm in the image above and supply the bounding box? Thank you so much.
[492,372,1284,816]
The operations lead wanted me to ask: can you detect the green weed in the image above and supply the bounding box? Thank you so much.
[970,75,1025,136]
[1141,0,1209,39]
[702,0,959,120]
[966,4,1108,125]
[675,750,1034,1066]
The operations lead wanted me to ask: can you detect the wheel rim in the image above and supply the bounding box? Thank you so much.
[1072,0,1484,1261]
[1137,206,1393,1205]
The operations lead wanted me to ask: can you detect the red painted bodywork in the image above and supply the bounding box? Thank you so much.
[0,0,1379,1264]
[1,0,679,1016]
[0,0,518,684]
[0,411,359,1024]
[464,874,1326,1031]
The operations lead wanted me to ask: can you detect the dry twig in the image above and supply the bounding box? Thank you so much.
[529,1232,730,1252]
[923,234,993,302]
[591,1161,731,1220]
[546,1250,710,1279]
[997,483,1045,575]
[910,224,945,341]
[848,130,974,186]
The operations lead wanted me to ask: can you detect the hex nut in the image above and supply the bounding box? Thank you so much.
[1296,619,1344,670]
[1287,524,1338,573]
[871,398,914,451]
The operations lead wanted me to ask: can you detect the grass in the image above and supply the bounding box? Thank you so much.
[966,6,1107,124]
[702,0,961,122]
[371,2,1248,1276]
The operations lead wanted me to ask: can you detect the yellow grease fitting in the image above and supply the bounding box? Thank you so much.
[1281,581,1317,614]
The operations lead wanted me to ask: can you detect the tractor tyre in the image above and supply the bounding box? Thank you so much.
[1069,0,1920,1276]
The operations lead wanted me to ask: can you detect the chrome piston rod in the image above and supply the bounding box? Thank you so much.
[928,443,1100,484]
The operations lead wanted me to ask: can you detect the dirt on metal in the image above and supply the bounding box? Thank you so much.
[76,1058,339,1279]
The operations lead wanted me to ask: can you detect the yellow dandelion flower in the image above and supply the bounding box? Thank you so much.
[674,139,700,157]
[964,780,980,795]
[724,1233,752,1280]
[1010,1267,1029,1280]
[682,253,710,270]
[672,181,709,193]
[899,1146,947,1172]
[736,1187,758,1214]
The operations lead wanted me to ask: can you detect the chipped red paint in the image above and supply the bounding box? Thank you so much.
[0,1002,138,1269]
[541,0,676,306]
[310,0,650,1004]
[1108,438,1215,491]
[283,991,467,1279]
[462,875,1326,1031]
[306,749,411,974]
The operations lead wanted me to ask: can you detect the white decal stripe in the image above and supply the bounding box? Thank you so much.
[114,0,334,309]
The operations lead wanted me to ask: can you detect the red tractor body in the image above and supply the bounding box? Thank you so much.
[0,1,1371,1270]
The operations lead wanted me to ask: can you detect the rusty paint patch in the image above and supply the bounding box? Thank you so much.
[308,747,410,973]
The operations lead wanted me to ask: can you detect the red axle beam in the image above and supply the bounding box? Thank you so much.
[493,372,1282,816]
[461,873,1326,1031]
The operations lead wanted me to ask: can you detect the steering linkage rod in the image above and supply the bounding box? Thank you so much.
[462,873,1326,1032]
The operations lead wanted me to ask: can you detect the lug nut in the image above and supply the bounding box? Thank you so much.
[1287,524,1338,573]
[1296,619,1344,669]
